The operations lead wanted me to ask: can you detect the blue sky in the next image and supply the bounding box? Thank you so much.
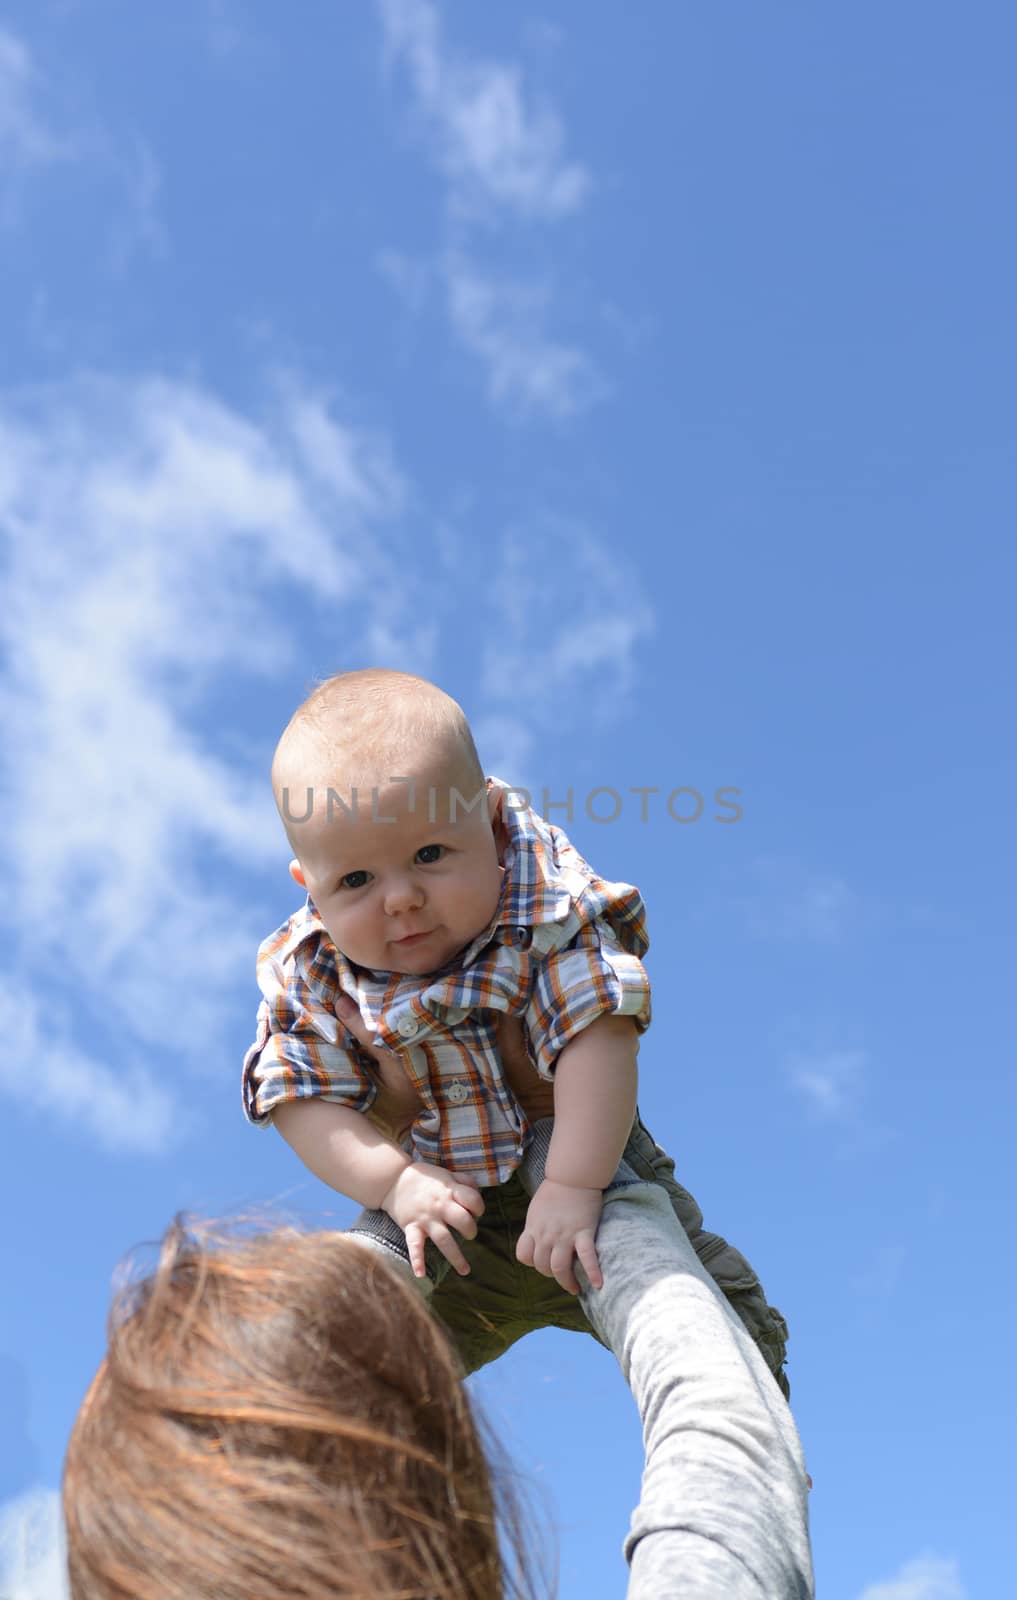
[1,3,1013,1596]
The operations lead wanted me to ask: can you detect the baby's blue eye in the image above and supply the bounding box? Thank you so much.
[416,844,445,864]
[340,870,370,890]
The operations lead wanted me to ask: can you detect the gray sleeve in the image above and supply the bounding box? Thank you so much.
[519,1126,815,1599]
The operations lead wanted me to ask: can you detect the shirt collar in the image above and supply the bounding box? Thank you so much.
[276,901,367,1001]
[489,778,574,931]
[445,778,573,968]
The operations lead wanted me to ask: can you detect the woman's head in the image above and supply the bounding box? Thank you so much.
[64,1220,541,1600]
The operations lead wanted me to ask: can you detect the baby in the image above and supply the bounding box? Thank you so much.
[245,667,649,1290]
[244,668,792,1396]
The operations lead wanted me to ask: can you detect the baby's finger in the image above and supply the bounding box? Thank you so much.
[550,1241,581,1297]
[404,1222,428,1280]
[453,1183,485,1218]
[429,1222,471,1277]
[574,1230,602,1291]
[515,1228,535,1269]
[444,1200,479,1242]
[530,1242,553,1281]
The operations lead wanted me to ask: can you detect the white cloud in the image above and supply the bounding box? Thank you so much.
[857,1554,966,1600]
[793,876,854,938]
[376,2,600,418]
[743,857,856,941]
[286,389,405,518]
[0,1487,68,1600]
[8,999,178,1154]
[851,1241,906,1301]
[444,256,605,419]
[471,713,536,791]
[106,138,166,273]
[377,247,432,314]
[786,1047,867,1120]
[0,27,164,262]
[199,0,263,61]
[481,515,654,731]
[378,0,589,221]
[0,373,407,1147]
[0,29,68,172]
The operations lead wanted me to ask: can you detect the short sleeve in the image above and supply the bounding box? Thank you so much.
[242,931,376,1126]
[524,919,651,1080]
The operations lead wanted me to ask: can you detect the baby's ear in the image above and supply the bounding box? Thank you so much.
[289,859,307,889]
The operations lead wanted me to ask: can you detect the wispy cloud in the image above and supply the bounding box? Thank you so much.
[198,0,265,61]
[857,1554,966,1600]
[377,247,433,314]
[785,1046,867,1120]
[106,138,166,272]
[379,0,589,221]
[0,26,165,263]
[376,1,599,419]
[742,857,857,942]
[9,1000,178,1156]
[0,373,407,1149]
[444,255,605,418]
[851,1241,907,1302]
[0,29,68,172]
[0,1487,68,1600]
[479,514,654,762]
[471,713,537,794]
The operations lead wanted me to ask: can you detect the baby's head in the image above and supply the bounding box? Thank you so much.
[272,669,503,976]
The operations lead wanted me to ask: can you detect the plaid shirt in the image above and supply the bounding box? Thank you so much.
[242,784,651,1185]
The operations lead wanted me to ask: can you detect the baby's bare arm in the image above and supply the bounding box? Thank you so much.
[272,1098,413,1208]
[272,1097,484,1278]
[545,1014,639,1189]
[517,1017,639,1294]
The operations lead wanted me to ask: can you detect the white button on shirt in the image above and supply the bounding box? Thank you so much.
[397,1015,420,1039]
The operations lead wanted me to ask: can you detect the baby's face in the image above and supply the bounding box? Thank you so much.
[290,766,504,977]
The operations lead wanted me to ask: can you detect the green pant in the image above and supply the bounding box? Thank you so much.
[423,1114,791,1396]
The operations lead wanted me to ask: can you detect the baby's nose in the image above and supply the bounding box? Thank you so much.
[383,875,424,914]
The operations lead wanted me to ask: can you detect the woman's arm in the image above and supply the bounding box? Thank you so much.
[519,1122,816,1599]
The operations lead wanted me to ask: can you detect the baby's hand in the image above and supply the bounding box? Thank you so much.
[381,1161,485,1280]
[516,1178,604,1295]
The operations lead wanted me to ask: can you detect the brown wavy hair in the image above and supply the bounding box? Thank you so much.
[63,1220,546,1600]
